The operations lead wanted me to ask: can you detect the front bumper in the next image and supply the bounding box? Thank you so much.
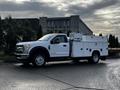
[15,53,30,62]
[15,54,29,60]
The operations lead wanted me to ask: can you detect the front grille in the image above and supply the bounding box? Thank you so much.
[16,45,24,53]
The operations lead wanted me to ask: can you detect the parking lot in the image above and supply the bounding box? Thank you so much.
[0,59,120,90]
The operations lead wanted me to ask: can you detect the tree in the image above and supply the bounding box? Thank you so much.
[109,34,115,48]
[108,34,119,48]
[0,17,5,51]
[3,16,18,54]
[0,16,42,54]
[115,37,119,48]
[36,25,42,39]
[0,17,4,50]
[21,20,36,41]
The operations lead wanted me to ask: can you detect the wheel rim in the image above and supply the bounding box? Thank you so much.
[93,53,99,62]
[35,55,45,66]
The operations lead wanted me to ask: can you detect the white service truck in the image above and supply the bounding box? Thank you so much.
[15,33,108,66]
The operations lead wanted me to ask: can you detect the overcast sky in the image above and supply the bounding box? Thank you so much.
[0,0,120,39]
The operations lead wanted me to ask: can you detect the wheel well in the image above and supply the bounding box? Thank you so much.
[29,46,50,59]
[92,50,100,56]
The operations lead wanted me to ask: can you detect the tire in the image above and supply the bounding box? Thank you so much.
[32,54,46,67]
[89,52,100,64]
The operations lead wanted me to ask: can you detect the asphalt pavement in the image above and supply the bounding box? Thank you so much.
[0,59,120,90]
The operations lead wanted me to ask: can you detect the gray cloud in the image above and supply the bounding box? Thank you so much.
[0,0,119,17]
[0,2,48,11]
[0,1,65,16]
[66,0,119,17]
[0,0,119,39]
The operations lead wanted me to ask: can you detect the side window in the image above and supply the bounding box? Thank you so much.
[51,35,68,44]
[60,35,68,43]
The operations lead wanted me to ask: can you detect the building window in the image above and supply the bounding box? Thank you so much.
[64,21,66,26]
[67,21,70,26]
[51,21,54,27]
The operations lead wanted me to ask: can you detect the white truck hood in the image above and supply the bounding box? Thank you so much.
[16,40,48,46]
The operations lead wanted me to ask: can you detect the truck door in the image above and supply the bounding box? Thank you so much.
[50,35,69,57]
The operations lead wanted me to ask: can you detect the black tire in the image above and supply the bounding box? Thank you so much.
[88,52,100,64]
[32,54,46,67]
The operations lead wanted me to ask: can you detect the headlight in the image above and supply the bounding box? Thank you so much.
[16,45,24,53]
[16,44,31,53]
[24,44,31,51]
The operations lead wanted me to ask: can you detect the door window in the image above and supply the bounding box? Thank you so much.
[51,35,68,44]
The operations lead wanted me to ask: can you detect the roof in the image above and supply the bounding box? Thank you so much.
[47,17,70,21]
[47,33,67,36]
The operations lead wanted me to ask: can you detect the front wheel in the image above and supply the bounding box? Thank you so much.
[88,52,100,64]
[32,54,46,67]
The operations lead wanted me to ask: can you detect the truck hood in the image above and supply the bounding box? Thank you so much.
[16,40,47,46]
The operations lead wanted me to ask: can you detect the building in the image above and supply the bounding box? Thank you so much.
[39,15,93,35]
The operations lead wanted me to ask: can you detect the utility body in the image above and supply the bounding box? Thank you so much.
[15,33,108,66]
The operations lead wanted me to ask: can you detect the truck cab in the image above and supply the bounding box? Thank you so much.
[48,34,69,57]
[15,33,108,66]
[15,33,70,66]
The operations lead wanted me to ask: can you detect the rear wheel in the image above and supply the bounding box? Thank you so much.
[32,54,46,67]
[89,52,100,64]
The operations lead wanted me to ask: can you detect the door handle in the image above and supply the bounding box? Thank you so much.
[63,45,67,47]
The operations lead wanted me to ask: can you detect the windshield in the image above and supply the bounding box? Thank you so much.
[38,34,54,41]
